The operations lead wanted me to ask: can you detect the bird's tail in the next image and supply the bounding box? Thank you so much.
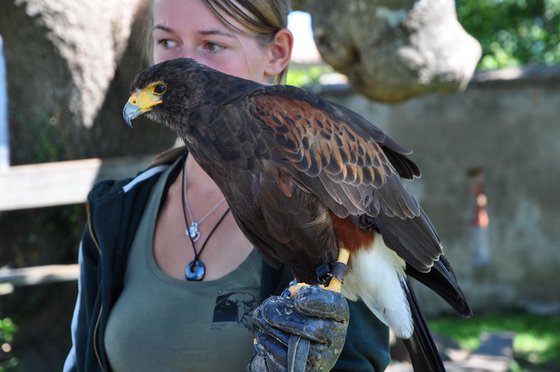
[402,278,446,372]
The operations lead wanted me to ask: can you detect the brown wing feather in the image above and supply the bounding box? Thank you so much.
[253,94,420,220]
[255,96,389,185]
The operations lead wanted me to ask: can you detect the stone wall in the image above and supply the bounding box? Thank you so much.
[317,66,560,316]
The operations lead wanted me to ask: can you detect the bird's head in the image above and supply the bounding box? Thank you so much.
[123,58,207,131]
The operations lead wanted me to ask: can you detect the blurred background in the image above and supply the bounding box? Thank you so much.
[1,0,559,371]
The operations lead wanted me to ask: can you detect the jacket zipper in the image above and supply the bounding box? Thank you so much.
[93,308,105,371]
[86,203,106,371]
[86,203,102,256]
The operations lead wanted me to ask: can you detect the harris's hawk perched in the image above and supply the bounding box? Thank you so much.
[123,58,471,371]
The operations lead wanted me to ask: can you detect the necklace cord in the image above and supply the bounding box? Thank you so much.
[181,156,230,261]
[195,206,230,259]
[182,158,226,227]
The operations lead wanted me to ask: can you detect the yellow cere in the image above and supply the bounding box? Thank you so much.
[128,81,167,112]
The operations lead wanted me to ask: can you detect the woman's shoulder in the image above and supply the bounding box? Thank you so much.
[88,146,186,205]
[148,145,188,167]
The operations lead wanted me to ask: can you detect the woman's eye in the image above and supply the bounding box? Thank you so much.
[203,42,225,52]
[158,39,178,49]
[154,84,167,94]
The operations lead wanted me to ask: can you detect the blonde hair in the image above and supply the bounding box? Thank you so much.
[145,0,291,84]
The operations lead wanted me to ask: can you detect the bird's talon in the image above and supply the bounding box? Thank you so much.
[288,282,311,298]
[324,277,343,293]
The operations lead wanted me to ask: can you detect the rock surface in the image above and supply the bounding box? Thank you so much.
[293,0,482,102]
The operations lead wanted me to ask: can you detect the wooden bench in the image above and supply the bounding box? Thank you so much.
[0,154,153,290]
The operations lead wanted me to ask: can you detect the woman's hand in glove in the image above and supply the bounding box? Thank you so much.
[249,285,349,372]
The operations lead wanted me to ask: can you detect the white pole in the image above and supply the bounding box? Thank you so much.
[0,35,9,170]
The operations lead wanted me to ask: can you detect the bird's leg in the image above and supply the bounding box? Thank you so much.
[324,247,350,293]
[289,246,350,296]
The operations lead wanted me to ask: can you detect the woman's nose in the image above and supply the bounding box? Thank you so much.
[177,45,199,61]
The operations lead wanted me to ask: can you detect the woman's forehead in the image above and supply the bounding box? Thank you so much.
[152,0,253,35]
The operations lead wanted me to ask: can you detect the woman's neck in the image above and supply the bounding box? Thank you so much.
[184,154,222,198]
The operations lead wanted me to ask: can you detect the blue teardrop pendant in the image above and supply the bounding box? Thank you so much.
[185,259,205,281]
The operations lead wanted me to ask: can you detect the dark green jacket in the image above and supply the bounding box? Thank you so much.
[64,150,390,372]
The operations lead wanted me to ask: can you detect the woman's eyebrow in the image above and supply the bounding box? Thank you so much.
[153,24,173,33]
[153,25,236,39]
[198,29,237,39]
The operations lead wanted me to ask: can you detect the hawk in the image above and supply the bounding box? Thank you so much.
[124,58,471,371]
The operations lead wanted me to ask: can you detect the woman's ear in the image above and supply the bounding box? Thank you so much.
[264,28,293,79]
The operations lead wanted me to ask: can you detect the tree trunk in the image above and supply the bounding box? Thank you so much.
[293,0,482,102]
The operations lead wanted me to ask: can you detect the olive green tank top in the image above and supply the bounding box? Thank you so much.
[105,161,264,371]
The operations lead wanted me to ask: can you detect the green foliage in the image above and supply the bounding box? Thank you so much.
[457,0,560,69]
[33,113,66,162]
[286,64,334,87]
[430,312,560,369]
[0,318,18,371]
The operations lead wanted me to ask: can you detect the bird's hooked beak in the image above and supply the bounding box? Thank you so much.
[122,81,166,127]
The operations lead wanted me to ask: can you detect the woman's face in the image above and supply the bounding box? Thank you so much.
[152,0,276,84]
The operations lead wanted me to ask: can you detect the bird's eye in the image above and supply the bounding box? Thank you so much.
[153,84,167,95]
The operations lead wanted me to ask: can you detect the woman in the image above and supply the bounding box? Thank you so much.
[65,0,391,370]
